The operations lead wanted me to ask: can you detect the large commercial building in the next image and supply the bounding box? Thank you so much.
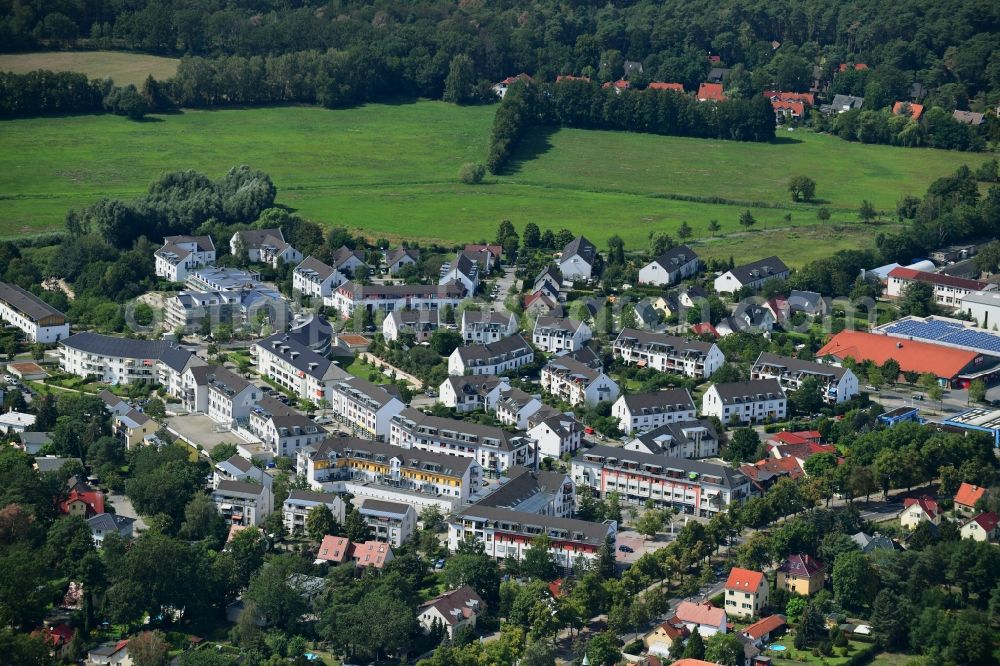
[572,445,751,516]
[0,282,70,343]
[613,329,724,379]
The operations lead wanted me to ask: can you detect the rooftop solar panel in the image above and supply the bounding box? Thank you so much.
[880,318,1000,356]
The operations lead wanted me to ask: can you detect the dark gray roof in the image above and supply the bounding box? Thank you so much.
[34,456,81,473]
[454,504,613,544]
[19,431,53,445]
[295,256,337,280]
[220,454,254,474]
[621,388,695,414]
[476,465,569,510]
[287,315,334,352]
[455,334,533,365]
[257,333,348,380]
[61,332,198,372]
[578,444,748,488]
[827,94,864,111]
[87,512,134,533]
[205,365,254,396]
[338,281,464,299]
[310,435,475,476]
[235,228,286,250]
[164,234,215,252]
[392,409,529,452]
[682,286,708,301]
[631,419,718,454]
[359,498,412,515]
[561,235,597,265]
[0,281,65,322]
[543,354,603,383]
[728,256,789,284]
[614,329,716,356]
[331,246,367,269]
[215,479,266,497]
[286,489,339,504]
[386,247,420,265]
[710,379,785,404]
[789,290,823,313]
[650,245,700,271]
[534,316,585,335]
[707,67,729,82]
[331,376,400,409]
[753,352,848,381]
[444,374,505,396]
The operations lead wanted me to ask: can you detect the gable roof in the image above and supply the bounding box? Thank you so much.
[630,419,718,454]
[418,585,485,625]
[316,535,352,563]
[754,352,849,381]
[965,512,999,533]
[621,388,695,414]
[295,255,337,280]
[697,82,726,101]
[648,82,685,92]
[561,236,597,265]
[674,601,726,627]
[0,281,66,322]
[887,266,989,291]
[649,245,699,272]
[728,256,788,284]
[892,101,924,120]
[778,553,825,577]
[709,379,785,404]
[743,614,787,640]
[725,567,765,591]
[955,482,986,507]
[953,110,985,125]
[60,332,199,373]
[903,495,939,518]
[817,331,978,379]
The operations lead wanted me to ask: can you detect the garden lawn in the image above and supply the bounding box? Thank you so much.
[0,102,991,266]
[0,51,179,86]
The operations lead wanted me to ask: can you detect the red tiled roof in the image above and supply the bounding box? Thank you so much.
[743,614,786,640]
[670,659,720,666]
[817,331,979,380]
[655,622,690,641]
[649,82,685,92]
[60,488,104,516]
[352,540,392,568]
[725,567,765,591]
[603,79,630,90]
[740,456,803,481]
[465,244,503,258]
[690,322,718,337]
[697,82,726,101]
[675,601,726,627]
[498,74,532,85]
[316,535,351,563]
[904,496,939,519]
[708,55,721,63]
[763,91,815,105]
[955,482,986,508]
[968,511,999,532]
[838,63,868,72]
[547,578,564,598]
[771,442,837,461]
[892,101,924,120]
[778,553,825,577]
[772,100,805,115]
[887,266,988,291]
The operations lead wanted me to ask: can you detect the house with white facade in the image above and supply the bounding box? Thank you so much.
[213,454,272,489]
[702,379,787,425]
[532,317,591,353]
[477,465,575,518]
[293,256,345,299]
[248,396,326,457]
[638,245,701,286]
[0,281,70,343]
[283,489,346,536]
[613,329,724,379]
[624,419,719,459]
[448,334,534,376]
[559,236,598,281]
[439,375,510,413]
[540,355,619,407]
[390,408,535,476]
[612,388,696,434]
[154,235,216,282]
[751,352,859,404]
[356,498,417,547]
[212,480,273,527]
[327,282,464,319]
[329,246,368,278]
[86,513,135,548]
[385,247,420,275]
[230,228,302,268]
[714,256,789,294]
[252,333,350,404]
[440,252,480,296]
[461,310,518,344]
[328,376,405,441]
[495,386,544,429]
[527,409,582,459]
[383,309,441,343]
[887,267,994,309]
[418,586,485,639]
[962,290,1000,329]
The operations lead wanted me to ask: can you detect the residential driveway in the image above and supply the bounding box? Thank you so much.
[106,493,148,532]
[491,267,517,309]
[165,413,248,453]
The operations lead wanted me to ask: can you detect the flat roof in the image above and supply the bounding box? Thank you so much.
[875,316,1000,357]
[943,408,1000,431]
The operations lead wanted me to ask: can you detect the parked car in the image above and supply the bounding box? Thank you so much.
[618,545,634,553]
[913,394,924,401]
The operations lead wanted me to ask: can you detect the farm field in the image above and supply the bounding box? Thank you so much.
[0,50,179,86]
[0,101,991,266]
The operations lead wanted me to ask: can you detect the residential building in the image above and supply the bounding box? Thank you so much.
[697,82,726,101]
[724,568,769,619]
[154,235,215,282]
[356,498,417,547]
[892,100,924,120]
[417,586,485,639]
[252,333,350,404]
[714,256,789,294]
[86,513,134,547]
[788,290,827,316]
[572,445,752,516]
[643,620,690,657]
[741,615,787,648]
[532,317,591,353]
[673,601,727,636]
[293,256,345,299]
[739,457,804,493]
[166,267,290,332]
[820,94,864,114]
[204,366,260,424]
[461,310,518,344]
[523,292,563,318]
[213,454,271,489]
[540,355,619,407]
[886,267,993,308]
[230,228,302,268]
[212,480,273,527]
[953,110,986,126]
[476,465,575,518]
[648,82,685,92]
[717,304,775,336]
[492,73,532,98]
[328,376,405,440]
[439,375,509,413]
[559,235,598,281]
[776,554,826,596]
[447,504,616,571]
[17,431,53,455]
[495,386,544,429]
[612,388,696,434]
[383,309,440,342]
[624,420,719,459]
[613,329,725,379]
[638,245,701,286]
[850,531,899,554]
[88,640,131,666]
[900,496,940,529]
[298,435,481,503]
[533,266,562,299]
[390,408,535,476]
[633,300,660,329]
[113,409,157,450]
[327,281,464,318]
[351,540,395,569]
[960,512,999,542]
[33,456,81,475]
[0,281,70,343]
[385,247,420,275]
[448,334,534,376]
[702,380,787,425]
[440,252,480,295]
[248,397,325,457]
[329,246,368,278]
[61,477,105,517]
[527,409,583,459]
[751,352,859,404]
[282,490,345,536]
[955,482,987,515]
[59,332,205,396]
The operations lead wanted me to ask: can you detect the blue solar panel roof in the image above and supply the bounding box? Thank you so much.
[882,319,1000,355]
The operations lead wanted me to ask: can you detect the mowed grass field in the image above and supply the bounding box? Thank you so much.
[0,51,179,86]
[0,101,992,266]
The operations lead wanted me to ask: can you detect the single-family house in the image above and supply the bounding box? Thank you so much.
[87,640,131,665]
[638,245,701,286]
[644,620,690,656]
[439,375,509,413]
[960,512,999,542]
[154,235,216,282]
[724,568,769,619]
[742,614,787,647]
[714,256,789,294]
[776,553,825,596]
[559,236,598,281]
[230,228,302,268]
[87,513,135,547]
[385,247,420,275]
[900,496,940,529]
[673,600,727,636]
[418,585,486,638]
[955,482,987,515]
[697,82,726,102]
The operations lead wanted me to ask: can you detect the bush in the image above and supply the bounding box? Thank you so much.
[817,207,831,221]
[459,162,486,184]
[623,639,644,654]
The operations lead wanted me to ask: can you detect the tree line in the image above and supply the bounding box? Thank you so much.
[487,80,776,173]
[827,106,985,152]
[0,70,153,119]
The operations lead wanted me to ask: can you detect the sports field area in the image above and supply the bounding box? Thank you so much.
[0,50,179,86]
[0,101,991,265]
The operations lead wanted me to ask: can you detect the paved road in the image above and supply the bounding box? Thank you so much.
[490,268,517,310]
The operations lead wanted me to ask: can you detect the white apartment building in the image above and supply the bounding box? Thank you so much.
[252,333,350,404]
[751,352,859,404]
[461,310,518,344]
[154,235,216,282]
[440,252,480,296]
[383,309,440,343]
[248,396,326,457]
[0,281,70,343]
[182,365,260,425]
[293,256,346,299]
[532,317,592,353]
[714,256,789,294]
[702,379,787,425]
[638,245,701,286]
[213,454,272,489]
[613,329,725,379]
[328,377,405,441]
[612,388,697,434]
[439,375,509,413]
[540,355,619,407]
[212,480,273,527]
[356,498,417,547]
[624,420,719,459]
[326,281,464,318]
[448,335,534,376]
[475,465,575,518]
[389,408,536,476]
[283,489,346,536]
[494,386,544,429]
[230,228,303,268]
[527,410,582,459]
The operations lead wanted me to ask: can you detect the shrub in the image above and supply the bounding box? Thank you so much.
[817,207,831,221]
[459,162,486,184]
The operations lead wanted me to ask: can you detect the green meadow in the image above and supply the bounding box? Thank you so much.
[0,50,179,86]
[0,101,991,266]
